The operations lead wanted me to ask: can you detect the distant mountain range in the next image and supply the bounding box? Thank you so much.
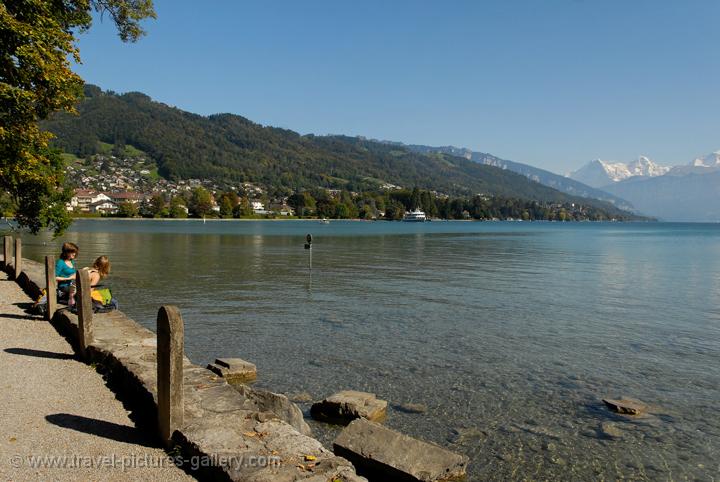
[669,151,720,176]
[380,142,634,211]
[40,85,636,218]
[569,152,720,221]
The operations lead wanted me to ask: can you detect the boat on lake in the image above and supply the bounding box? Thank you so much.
[402,209,427,222]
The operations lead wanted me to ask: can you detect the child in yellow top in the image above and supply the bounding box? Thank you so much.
[87,256,111,304]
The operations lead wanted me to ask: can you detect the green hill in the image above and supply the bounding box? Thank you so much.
[43,85,630,214]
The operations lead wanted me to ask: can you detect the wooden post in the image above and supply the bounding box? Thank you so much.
[45,255,57,321]
[14,237,22,279]
[76,268,93,357]
[157,305,184,446]
[3,236,11,271]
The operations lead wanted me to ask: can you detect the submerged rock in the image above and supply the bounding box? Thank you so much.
[542,441,557,452]
[393,402,428,414]
[334,418,469,482]
[311,390,387,425]
[288,391,313,403]
[602,398,647,415]
[514,423,563,440]
[496,452,513,462]
[600,421,623,439]
[448,426,486,445]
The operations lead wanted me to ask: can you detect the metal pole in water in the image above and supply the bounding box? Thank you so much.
[304,233,313,272]
[304,233,313,292]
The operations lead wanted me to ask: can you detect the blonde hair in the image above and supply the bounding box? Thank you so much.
[92,256,111,279]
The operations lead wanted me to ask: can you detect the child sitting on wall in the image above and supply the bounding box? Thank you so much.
[87,256,117,311]
[55,242,79,307]
[87,255,110,288]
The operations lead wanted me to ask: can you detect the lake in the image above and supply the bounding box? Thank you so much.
[12,219,720,480]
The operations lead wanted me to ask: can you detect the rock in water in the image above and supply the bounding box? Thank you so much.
[600,421,623,439]
[448,427,485,445]
[602,398,647,415]
[311,390,387,425]
[231,384,312,436]
[288,391,313,403]
[334,418,469,482]
[207,357,257,384]
[394,402,428,414]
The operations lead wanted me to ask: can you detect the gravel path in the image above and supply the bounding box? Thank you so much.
[0,271,195,481]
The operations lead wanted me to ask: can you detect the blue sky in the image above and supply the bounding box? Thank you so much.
[74,0,720,175]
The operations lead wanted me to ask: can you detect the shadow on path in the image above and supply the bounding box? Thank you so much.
[0,312,40,321]
[4,347,76,360]
[45,413,160,448]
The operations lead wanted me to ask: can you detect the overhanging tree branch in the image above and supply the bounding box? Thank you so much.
[0,0,155,235]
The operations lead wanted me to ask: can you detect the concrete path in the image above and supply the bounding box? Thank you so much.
[0,272,195,481]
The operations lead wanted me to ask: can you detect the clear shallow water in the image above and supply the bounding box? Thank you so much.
[13,219,720,481]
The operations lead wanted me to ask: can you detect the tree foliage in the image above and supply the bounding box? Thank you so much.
[218,190,238,218]
[0,0,155,234]
[116,200,138,217]
[148,192,167,217]
[232,197,253,218]
[188,187,213,218]
[169,196,187,218]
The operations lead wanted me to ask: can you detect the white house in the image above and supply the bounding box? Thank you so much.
[68,190,112,212]
[251,201,267,215]
[89,200,118,214]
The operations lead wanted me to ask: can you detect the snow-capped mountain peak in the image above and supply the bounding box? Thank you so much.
[568,156,669,188]
[690,151,720,168]
[630,156,670,177]
[594,159,631,183]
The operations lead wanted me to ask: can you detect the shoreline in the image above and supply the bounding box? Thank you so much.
[6,216,663,224]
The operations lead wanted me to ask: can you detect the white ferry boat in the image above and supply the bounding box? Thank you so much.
[402,208,427,222]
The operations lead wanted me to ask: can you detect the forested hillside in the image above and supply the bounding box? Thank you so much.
[44,85,629,214]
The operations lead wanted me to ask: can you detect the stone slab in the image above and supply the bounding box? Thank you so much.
[311,390,387,425]
[216,357,256,371]
[208,357,257,383]
[334,418,469,482]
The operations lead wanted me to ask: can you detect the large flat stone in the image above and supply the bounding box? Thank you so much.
[334,418,469,482]
[208,357,257,383]
[311,390,387,425]
[231,383,312,437]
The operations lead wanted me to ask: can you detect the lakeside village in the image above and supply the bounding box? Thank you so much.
[63,152,625,222]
